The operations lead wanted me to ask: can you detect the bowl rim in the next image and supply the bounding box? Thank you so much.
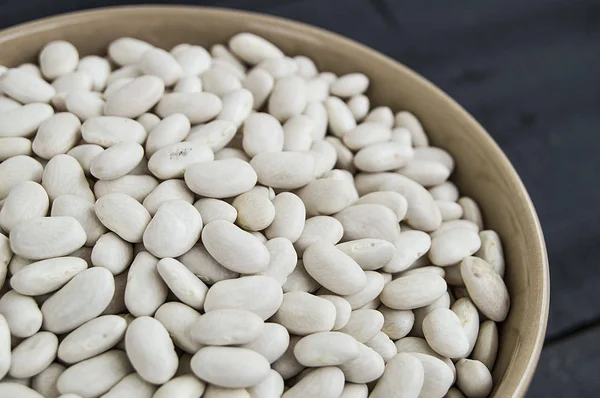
[0,5,550,396]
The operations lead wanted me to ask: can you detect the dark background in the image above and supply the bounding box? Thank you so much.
[2,0,599,396]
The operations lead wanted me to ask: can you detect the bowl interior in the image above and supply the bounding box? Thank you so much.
[0,6,549,397]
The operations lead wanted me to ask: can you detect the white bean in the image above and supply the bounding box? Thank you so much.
[124,251,167,317]
[369,353,424,398]
[185,158,257,198]
[57,350,132,398]
[0,69,55,104]
[10,257,87,296]
[191,346,270,388]
[41,267,114,334]
[0,291,42,338]
[125,316,178,384]
[204,275,282,320]
[241,322,290,364]
[0,181,49,233]
[153,375,206,398]
[380,273,447,310]
[283,367,344,398]
[272,291,336,335]
[95,193,151,243]
[103,75,165,118]
[143,200,203,258]
[32,113,81,159]
[157,258,208,310]
[338,342,384,383]
[461,256,510,322]
[324,96,356,138]
[229,33,284,65]
[303,240,367,295]
[57,315,126,364]
[156,92,222,123]
[191,308,263,345]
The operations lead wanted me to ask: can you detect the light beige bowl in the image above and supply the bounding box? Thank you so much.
[0,6,550,396]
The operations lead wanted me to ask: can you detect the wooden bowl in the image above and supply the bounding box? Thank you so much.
[0,6,550,397]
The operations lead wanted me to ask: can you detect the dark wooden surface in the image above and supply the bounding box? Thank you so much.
[1,0,599,396]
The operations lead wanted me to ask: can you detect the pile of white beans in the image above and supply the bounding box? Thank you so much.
[0,32,510,398]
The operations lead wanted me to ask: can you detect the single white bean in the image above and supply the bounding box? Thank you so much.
[57,350,132,398]
[455,359,493,398]
[283,367,345,398]
[0,69,55,104]
[202,67,242,97]
[156,92,222,123]
[304,102,328,140]
[324,96,356,138]
[124,251,167,317]
[334,204,400,243]
[9,331,58,378]
[190,308,264,346]
[41,267,114,334]
[154,301,202,354]
[81,116,146,147]
[422,308,470,358]
[0,137,32,161]
[472,320,499,371]
[297,178,358,217]
[65,91,105,121]
[303,240,367,295]
[229,33,284,65]
[475,230,505,277]
[339,309,384,343]
[153,375,206,398]
[0,181,49,233]
[204,275,283,320]
[32,112,81,159]
[347,94,370,121]
[380,273,447,310]
[240,322,290,364]
[157,258,208,310]
[369,353,424,398]
[0,383,45,398]
[94,175,158,203]
[272,291,336,335]
[103,75,165,118]
[95,193,151,243]
[338,342,385,384]
[185,158,257,198]
[125,316,178,384]
[201,220,270,273]
[336,239,395,271]
[0,291,42,338]
[243,68,274,111]
[191,346,270,388]
[10,257,87,296]
[57,315,126,364]
[395,111,428,147]
[143,200,203,258]
[10,216,87,260]
[461,256,510,322]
